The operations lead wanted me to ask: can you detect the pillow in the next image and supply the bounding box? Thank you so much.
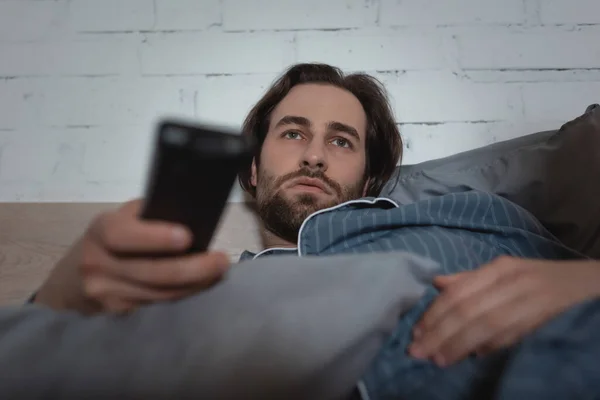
[1,252,439,400]
[382,104,600,258]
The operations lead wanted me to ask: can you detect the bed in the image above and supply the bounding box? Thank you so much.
[0,103,599,399]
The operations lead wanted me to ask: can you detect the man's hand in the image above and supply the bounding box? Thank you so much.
[34,199,230,315]
[408,256,600,367]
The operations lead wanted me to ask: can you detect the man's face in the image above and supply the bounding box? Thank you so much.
[251,83,368,243]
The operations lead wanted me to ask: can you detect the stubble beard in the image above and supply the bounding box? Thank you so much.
[255,167,365,244]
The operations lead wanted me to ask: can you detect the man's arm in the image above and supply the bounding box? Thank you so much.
[409,257,600,366]
[32,199,229,315]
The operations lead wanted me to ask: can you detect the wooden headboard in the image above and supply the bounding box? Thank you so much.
[0,203,261,306]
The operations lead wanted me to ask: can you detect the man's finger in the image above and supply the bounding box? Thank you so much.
[417,257,518,333]
[85,275,200,304]
[429,288,530,365]
[433,272,470,287]
[103,297,140,315]
[416,271,488,334]
[478,292,566,356]
[90,211,192,254]
[411,273,520,360]
[118,198,144,215]
[110,251,230,288]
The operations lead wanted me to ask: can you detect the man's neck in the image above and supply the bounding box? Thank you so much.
[261,229,297,249]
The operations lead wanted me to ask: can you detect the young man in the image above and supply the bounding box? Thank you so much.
[33,63,600,398]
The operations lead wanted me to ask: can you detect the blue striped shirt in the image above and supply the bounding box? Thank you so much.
[242,190,580,265]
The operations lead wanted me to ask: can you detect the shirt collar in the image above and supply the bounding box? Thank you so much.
[238,196,399,262]
[239,250,256,262]
[239,247,298,262]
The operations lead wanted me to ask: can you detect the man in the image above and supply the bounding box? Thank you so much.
[33,63,600,398]
[33,63,403,314]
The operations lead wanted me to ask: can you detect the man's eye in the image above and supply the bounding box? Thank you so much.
[284,131,302,140]
[332,138,351,148]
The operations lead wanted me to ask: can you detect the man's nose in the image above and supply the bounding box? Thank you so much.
[300,141,328,172]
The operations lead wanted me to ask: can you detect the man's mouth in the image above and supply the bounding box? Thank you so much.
[287,177,331,195]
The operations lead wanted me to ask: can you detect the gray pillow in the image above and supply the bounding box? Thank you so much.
[1,252,438,400]
[383,104,600,258]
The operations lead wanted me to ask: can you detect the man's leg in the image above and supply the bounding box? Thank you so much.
[361,293,600,400]
[494,298,600,399]
[360,287,510,400]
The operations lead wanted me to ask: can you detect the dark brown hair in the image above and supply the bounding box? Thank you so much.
[238,63,402,197]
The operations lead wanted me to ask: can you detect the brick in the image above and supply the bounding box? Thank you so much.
[69,0,154,32]
[464,69,600,83]
[60,125,244,201]
[378,71,522,123]
[80,125,153,182]
[0,36,139,77]
[380,0,525,26]
[0,123,244,201]
[155,0,221,30]
[0,80,35,130]
[0,133,64,182]
[7,77,195,127]
[521,82,600,121]
[0,1,70,42]
[0,125,150,199]
[458,29,600,69]
[296,29,447,71]
[0,180,141,202]
[0,127,98,184]
[140,32,295,75]
[192,74,278,126]
[400,120,560,165]
[223,0,377,31]
[540,0,600,25]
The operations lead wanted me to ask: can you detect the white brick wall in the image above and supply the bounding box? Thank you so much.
[0,0,599,202]
[140,32,296,75]
[223,0,378,31]
[457,28,600,70]
[296,29,447,71]
[0,1,70,41]
[0,36,140,76]
[155,0,221,30]
[539,0,600,25]
[379,0,526,26]
[69,0,155,32]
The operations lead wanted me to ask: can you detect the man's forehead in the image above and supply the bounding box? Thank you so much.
[269,83,367,134]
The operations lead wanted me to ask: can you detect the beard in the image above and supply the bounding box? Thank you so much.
[255,167,365,244]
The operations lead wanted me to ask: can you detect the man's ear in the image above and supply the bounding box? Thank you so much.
[250,158,258,187]
[361,177,371,197]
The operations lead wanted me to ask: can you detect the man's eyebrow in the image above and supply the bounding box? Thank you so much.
[274,115,311,129]
[327,121,361,142]
[274,115,361,142]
